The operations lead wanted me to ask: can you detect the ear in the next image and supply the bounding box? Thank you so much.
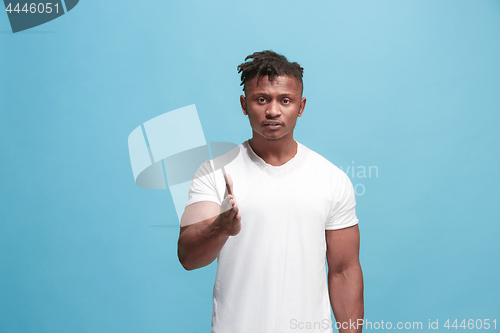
[240,95,247,115]
[298,97,306,117]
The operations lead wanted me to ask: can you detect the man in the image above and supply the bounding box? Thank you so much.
[177,50,363,333]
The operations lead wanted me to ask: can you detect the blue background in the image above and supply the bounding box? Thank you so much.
[1,0,499,332]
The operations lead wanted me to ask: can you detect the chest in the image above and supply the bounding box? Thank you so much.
[233,169,331,233]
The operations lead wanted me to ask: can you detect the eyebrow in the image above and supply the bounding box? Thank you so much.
[252,93,294,98]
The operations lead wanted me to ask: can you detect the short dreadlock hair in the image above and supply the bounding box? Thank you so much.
[237,50,304,94]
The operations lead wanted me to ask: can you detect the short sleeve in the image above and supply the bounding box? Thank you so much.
[185,159,222,208]
[325,172,359,230]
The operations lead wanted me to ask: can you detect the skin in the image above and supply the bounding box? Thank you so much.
[240,75,306,166]
[177,173,240,271]
[327,224,364,333]
[177,74,363,332]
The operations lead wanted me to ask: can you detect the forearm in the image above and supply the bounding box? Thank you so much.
[177,218,229,270]
[329,263,364,333]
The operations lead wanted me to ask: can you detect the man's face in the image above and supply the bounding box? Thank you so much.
[240,75,306,142]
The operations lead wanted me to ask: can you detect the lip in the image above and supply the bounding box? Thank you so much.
[263,123,282,130]
[263,122,283,126]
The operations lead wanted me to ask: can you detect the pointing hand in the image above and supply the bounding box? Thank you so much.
[214,173,241,236]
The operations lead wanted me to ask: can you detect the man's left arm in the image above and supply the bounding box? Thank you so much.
[326,224,364,333]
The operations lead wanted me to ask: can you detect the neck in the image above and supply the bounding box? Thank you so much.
[248,132,298,166]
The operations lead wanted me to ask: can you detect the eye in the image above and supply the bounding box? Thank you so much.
[283,99,290,104]
[258,97,266,103]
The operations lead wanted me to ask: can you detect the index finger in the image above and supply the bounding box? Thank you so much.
[224,173,233,196]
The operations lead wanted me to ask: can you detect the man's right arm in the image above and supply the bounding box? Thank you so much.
[177,174,241,270]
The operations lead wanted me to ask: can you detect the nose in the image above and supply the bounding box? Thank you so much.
[266,100,281,118]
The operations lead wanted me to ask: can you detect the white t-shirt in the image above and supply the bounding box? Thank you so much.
[185,140,359,333]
